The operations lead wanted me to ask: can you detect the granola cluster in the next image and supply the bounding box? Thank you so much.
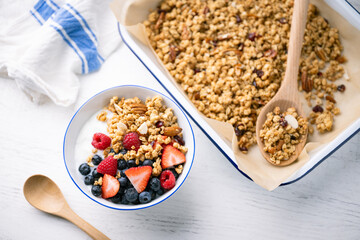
[260,107,308,165]
[95,96,188,176]
[144,0,347,152]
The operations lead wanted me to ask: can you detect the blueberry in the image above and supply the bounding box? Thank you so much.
[110,193,122,203]
[124,188,138,203]
[170,169,179,179]
[92,168,103,178]
[110,148,116,154]
[149,178,161,191]
[78,163,91,175]
[148,189,156,200]
[156,188,164,196]
[120,169,128,178]
[121,196,129,205]
[91,155,102,165]
[117,159,127,170]
[118,177,128,188]
[84,175,94,185]
[118,186,125,195]
[91,185,102,197]
[142,159,153,167]
[139,191,152,204]
[119,149,127,155]
[127,159,136,168]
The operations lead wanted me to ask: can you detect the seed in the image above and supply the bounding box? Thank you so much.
[252,80,257,88]
[337,84,346,92]
[155,121,164,128]
[247,32,256,41]
[279,17,287,24]
[312,105,324,113]
[174,135,185,146]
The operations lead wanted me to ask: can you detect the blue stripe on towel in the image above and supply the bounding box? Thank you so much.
[51,7,101,73]
[50,23,86,74]
[33,0,56,23]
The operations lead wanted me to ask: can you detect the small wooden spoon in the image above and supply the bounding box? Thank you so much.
[255,0,309,166]
[23,174,110,240]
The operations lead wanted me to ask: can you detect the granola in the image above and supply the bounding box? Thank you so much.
[260,107,308,165]
[144,0,347,152]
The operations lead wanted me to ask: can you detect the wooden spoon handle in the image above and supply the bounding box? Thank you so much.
[283,0,309,93]
[60,207,110,240]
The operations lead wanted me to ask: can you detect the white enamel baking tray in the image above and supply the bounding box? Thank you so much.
[117,0,360,185]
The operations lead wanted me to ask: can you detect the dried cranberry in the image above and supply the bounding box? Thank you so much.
[337,84,346,92]
[236,15,242,23]
[279,17,287,24]
[235,124,245,136]
[253,69,264,78]
[239,146,248,152]
[312,105,324,113]
[290,135,296,140]
[155,121,164,128]
[247,32,256,41]
[194,91,200,100]
[317,71,323,77]
[194,68,201,73]
[174,135,185,146]
[279,118,288,127]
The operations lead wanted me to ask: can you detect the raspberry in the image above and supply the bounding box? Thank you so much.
[97,156,118,176]
[91,133,111,150]
[160,170,176,190]
[123,132,141,151]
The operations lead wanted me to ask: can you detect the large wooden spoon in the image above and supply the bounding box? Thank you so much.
[23,174,110,240]
[255,0,309,166]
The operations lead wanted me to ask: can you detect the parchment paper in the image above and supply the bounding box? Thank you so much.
[110,0,360,190]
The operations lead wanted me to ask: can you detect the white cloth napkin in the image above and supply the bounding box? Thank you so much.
[0,0,120,106]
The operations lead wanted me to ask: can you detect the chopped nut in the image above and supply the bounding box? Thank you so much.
[163,126,182,136]
[315,46,327,61]
[325,95,336,103]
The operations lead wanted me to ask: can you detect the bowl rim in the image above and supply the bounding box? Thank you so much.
[63,84,195,210]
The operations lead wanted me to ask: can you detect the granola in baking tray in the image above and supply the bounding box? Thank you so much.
[78,96,188,204]
[260,107,308,165]
[144,0,347,152]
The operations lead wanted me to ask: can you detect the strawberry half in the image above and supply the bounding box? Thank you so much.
[161,145,186,169]
[102,174,120,199]
[97,156,117,176]
[125,166,152,193]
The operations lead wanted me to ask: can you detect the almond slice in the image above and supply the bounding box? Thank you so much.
[137,122,148,135]
[285,115,299,129]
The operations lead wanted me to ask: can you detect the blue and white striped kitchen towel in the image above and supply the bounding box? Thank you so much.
[0,0,120,106]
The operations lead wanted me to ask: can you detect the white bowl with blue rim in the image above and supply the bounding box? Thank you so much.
[63,85,195,210]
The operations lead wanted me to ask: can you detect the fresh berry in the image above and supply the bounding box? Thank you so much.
[124,188,139,203]
[97,156,118,176]
[79,163,91,175]
[92,155,102,165]
[91,133,111,150]
[84,175,94,185]
[121,196,129,204]
[110,148,116,154]
[148,189,156,200]
[110,193,122,203]
[123,132,141,151]
[119,149,127,155]
[157,188,164,196]
[127,159,137,168]
[102,174,120,199]
[139,191,152,204]
[120,169,128,178]
[91,185,102,197]
[118,177,128,188]
[117,159,127,170]
[170,169,179,179]
[125,166,152,193]
[92,168,103,178]
[149,178,161,191]
[161,145,186,169]
[160,170,176,190]
[142,159,153,167]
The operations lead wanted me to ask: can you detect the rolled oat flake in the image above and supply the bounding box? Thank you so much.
[284,115,298,129]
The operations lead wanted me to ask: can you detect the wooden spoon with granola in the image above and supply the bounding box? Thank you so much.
[256,0,309,166]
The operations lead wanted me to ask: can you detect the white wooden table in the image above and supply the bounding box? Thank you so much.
[1,3,360,240]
